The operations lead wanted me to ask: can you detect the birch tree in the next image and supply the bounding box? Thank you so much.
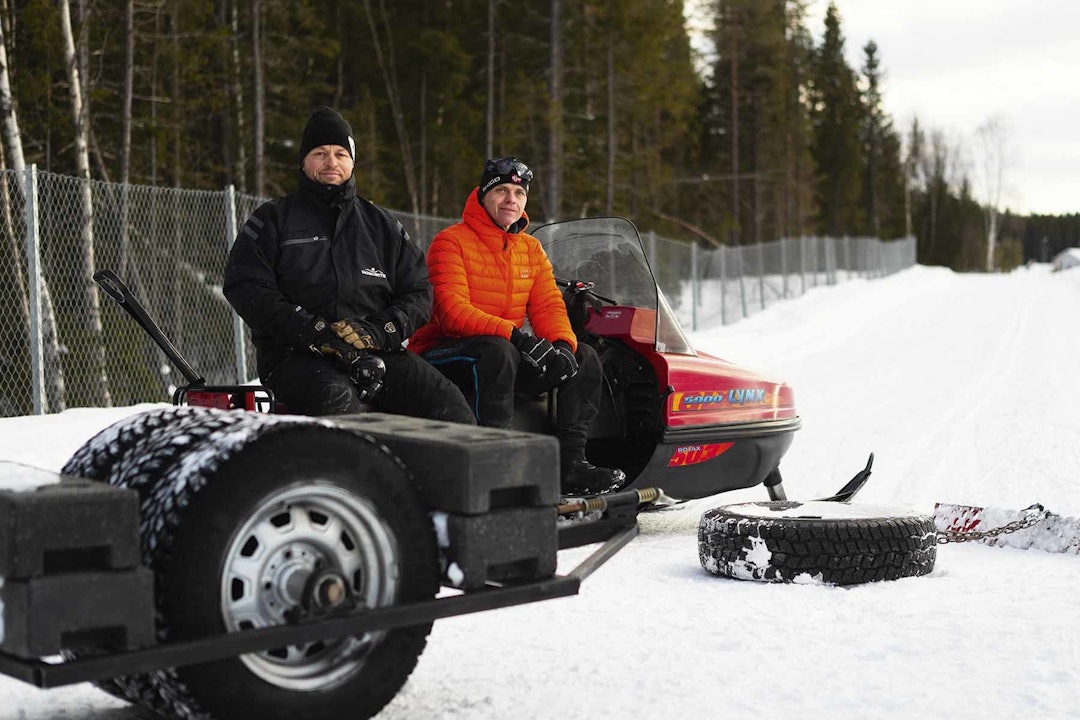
[0,5,31,410]
[0,6,23,171]
[59,0,111,406]
[2,0,66,414]
[228,0,248,191]
[976,115,1009,271]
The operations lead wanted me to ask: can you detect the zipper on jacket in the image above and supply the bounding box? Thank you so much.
[503,231,514,310]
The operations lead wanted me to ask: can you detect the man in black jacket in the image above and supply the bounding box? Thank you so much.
[224,106,474,423]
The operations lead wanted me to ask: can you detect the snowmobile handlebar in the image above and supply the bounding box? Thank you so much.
[553,277,617,306]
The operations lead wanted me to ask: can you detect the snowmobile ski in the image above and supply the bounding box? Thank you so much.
[815,453,874,503]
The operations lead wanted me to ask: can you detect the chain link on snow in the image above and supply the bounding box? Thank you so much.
[936,503,1052,544]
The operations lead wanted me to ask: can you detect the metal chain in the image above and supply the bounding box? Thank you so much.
[937,503,1052,544]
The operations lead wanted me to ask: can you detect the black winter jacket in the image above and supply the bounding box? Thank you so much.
[223,173,431,379]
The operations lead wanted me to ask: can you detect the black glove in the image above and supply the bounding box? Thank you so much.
[510,328,554,372]
[286,306,330,349]
[548,340,579,383]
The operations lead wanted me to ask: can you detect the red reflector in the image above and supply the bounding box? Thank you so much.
[185,391,233,410]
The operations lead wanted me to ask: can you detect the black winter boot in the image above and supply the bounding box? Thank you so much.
[561,459,627,496]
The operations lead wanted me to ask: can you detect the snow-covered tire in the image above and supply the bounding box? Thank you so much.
[698,501,937,585]
[62,405,258,705]
[62,406,438,719]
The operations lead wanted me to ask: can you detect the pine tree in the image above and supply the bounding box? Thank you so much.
[809,2,862,236]
[780,0,816,238]
[858,40,905,238]
[699,0,816,245]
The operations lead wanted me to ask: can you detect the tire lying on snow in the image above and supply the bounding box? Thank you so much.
[698,501,937,585]
[62,405,438,720]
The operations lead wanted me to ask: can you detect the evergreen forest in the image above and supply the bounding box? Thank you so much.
[1,0,1076,270]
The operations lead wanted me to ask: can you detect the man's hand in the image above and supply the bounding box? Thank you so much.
[548,340,579,383]
[313,332,385,401]
[332,319,379,350]
[511,328,554,371]
[299,316,361,362]
[288,308,335,350]
[316,335,363,363]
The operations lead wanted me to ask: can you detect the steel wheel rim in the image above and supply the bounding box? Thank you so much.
[220,481,400,690]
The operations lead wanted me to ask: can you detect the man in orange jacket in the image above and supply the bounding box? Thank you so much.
[410,157,626,495]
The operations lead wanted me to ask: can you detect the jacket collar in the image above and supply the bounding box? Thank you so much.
[298,171,357,210]
[462,188,530,246]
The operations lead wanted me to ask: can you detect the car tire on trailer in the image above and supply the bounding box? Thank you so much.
[698,500,937,585]
[62,405,257,705]
[62,406,438,720]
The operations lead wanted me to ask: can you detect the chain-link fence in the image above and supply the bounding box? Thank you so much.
[647,232,916,331]
[0,167,914,416]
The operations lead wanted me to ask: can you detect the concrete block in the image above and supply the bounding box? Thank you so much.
[0,568,155,658]
[437,506,558,590]
[331,414,560,514]
[0,463,141,579]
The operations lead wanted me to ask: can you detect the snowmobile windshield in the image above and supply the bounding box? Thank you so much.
[532,217,695,355]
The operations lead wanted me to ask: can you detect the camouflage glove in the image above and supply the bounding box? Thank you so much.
[331,319,379,351]
[310,318,364,362]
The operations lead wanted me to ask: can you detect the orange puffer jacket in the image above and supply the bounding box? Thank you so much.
[409,189,576,355]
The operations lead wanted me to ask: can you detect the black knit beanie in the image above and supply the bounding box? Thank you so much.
[298,106,355,164]
[478,157,532,201]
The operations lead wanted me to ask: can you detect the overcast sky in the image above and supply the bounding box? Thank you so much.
[686,0,1079,216]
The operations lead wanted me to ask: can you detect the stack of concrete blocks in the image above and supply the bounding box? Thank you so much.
[333,415,561,590]
[0,462,154,658]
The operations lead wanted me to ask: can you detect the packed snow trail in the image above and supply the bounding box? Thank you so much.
[1,264,1079,719]
[697,265,1080,515]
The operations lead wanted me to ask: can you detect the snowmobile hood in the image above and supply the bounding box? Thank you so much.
[660,351,797,429]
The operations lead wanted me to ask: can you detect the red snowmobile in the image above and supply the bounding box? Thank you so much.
[526,216,799,501]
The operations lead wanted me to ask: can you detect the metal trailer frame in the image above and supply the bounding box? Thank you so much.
[0,508,639,690]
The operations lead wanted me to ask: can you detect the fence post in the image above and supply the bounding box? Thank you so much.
[800,236,807,294]
[689,241,698,331]
[829,235,838,282]
[23,165,44,414]
[719,244,727,325]
[781,237,789,299]
[738,247,748,319]
[758,241,766,310]
[647,229,657,270]
[224,184,248,383]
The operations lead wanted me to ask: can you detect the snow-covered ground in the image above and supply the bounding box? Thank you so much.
[2,263,1079,719]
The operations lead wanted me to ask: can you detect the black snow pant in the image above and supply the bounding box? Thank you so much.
[421,335,601,467]
[264,349,476,424]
